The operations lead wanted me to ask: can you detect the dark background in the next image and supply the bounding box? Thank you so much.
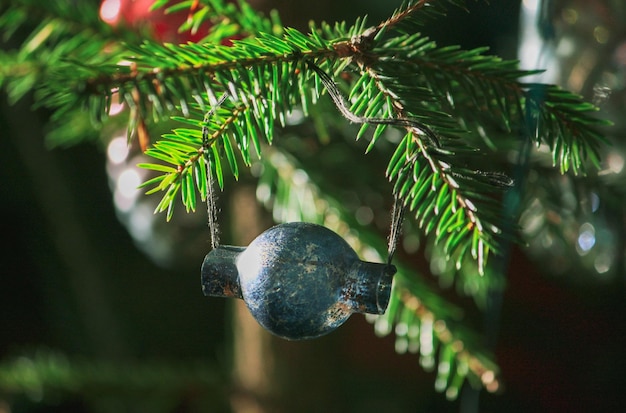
[1,1,625,412]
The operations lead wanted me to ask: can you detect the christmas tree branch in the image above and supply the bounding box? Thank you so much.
[151,0,282,42]
[369,0,472,36]
[0,350,227,407]
[2,0,604,286]
[365,63,508,272]
[0,0,141,131]
[127,0,608,273]
[380,280,500,398]
[397,42,609,174]
[258,146,499,398]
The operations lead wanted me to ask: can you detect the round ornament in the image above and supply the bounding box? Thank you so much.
[201,222,395,340]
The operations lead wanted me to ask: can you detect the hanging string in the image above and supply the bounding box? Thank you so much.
[305,60,440,148]
[387,192,405,266]
[205,162,220,250]
[306,60,408,272]
[202,63,407,266]
[202,93,229,250]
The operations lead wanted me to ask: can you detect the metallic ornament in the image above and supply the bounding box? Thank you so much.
[201,222,395,340]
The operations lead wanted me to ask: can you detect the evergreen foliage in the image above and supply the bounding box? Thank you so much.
[0,0,611,406]
[0,350,228,411]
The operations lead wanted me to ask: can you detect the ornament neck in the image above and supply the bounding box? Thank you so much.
[345,261,395,315]
[201,246,244,299]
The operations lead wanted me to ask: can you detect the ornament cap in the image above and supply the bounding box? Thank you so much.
[201,246,245,299]
[346,261,395,315]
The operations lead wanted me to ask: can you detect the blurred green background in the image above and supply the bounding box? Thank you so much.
[1,1,625,412]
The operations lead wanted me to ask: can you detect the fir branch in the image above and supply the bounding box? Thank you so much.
[138,100,250,220]
[308,4,606,275]
[0,0,140,107]
[45,31,341,125]
[375,278,500,399]
[383,0,467,27]
[151,0,282,42]
[129,0,607,274]
[306,61,440,147]
[24,0,477,126]
[524,84,609,175]
[378,36,536,130]
[0,350,226,404]
[325,59,512,274]
[258,146,500,398]
[370,33,609,174]
[1,0,118,40]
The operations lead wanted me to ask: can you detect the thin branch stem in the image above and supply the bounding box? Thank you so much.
[85,48,337,94]
[398,288,499,390]
[363,64,489,238]
[372,0,431,37]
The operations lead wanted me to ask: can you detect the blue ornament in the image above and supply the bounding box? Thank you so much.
[201,222,395,340]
